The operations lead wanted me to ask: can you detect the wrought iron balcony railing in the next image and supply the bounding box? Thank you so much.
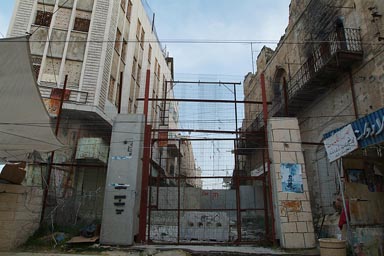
[246,28,363,135]
[287,28,363,102]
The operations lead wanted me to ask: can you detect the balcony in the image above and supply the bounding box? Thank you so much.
[245,28,363,145]
[284,28,363,115]
[39,82,89,105]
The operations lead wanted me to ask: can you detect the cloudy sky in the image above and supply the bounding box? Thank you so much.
[146,0,290,80]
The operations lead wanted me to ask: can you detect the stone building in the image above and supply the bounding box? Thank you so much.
[7,0,185,225]
[242,0,384,251]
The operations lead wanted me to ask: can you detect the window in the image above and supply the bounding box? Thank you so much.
[108,76,116,101]
[140,28,145,49]
[126,0,133,21]
[120,0,126,10]
[115,29,122,52]
[132,57,137,79]
[121,39,128,62]
[115,82,121,107]
[35,10,53,27]
[73,17,90,32]
[136,20,141,39]
[137,64,142,85]
[154,58,158,76]
[157,63,161,79]
[128,98,133,113]
[148,44,152,63]
[31,56,42,80]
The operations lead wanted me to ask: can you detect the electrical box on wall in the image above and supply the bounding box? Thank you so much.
[100,114,145,246]
[75,138,109,164]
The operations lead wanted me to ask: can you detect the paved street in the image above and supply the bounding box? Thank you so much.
[0,245,319,256]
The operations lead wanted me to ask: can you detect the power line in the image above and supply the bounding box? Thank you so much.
[2,38,383,46]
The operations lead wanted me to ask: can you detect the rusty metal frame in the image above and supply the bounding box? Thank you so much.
[260,73,276,244]
[40,75,68,223]
[142,79,273,245]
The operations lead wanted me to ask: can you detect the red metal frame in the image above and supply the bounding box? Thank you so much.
[260,73,276,243]
[40,75,68,223]
[138,69,152,242]
[143,80,273,245]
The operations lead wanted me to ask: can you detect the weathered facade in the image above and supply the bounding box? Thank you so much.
[6,0,197,227]
[242,0,384,252]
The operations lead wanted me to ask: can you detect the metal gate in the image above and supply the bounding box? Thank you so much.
[138,79,273,245]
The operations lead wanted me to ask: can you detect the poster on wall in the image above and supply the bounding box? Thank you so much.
[324,124,358,162]
[281,163,304,193]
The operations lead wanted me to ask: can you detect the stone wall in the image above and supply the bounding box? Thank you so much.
[243,0,384,220]
[0,184,43,251]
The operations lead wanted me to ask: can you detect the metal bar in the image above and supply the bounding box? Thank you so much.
[147,140,155,241]
[261,73,276,243]
[177,140,181,244]
[336,159,352,246]
[143,69,151,123]
[233,82,242,244]
[118,71,123,114]
[153,137,264,142]
[148,241,270,246]
[161,76,168,125]
[138,69,152,243]
[234,83,239,171]
[235,174,242,244]
[55,75,68,135]
[149,208,265,212]
[40,75,68,223]
[301,142,323,146]
[152,176,265,180]
[31,162,107,168]
[152,128,261,135]
[348,70,358,119]
[283,77,289,116]
[138,124,152,242]
[166,80,242,85]
[137,98,271,105]
[262,149,270,239]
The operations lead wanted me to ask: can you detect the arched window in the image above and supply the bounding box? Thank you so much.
[272,67,288,116]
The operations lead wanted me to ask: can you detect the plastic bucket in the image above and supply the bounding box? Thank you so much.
[319,238,346,256]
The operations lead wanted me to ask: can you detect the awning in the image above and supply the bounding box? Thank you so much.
[0,36,64,161]
[324,107,384,148]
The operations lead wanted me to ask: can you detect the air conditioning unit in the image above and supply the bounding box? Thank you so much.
[75,138,109,164]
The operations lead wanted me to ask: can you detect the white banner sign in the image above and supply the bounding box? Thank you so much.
[324,124,358,162]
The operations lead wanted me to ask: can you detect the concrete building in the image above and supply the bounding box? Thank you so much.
[242,0,384,251]
[7,0,180,225]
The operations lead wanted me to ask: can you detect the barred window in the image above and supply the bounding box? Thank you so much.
[108,76,116,102]
[126,0,133,21]
[120,0,126,10]
[35,10,53,27]
[73,17,90,32]
[115,29,122,52]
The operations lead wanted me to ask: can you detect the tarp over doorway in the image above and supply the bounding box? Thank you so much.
[0,36,63,161]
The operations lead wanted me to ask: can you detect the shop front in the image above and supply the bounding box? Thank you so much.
[323,108,384,256]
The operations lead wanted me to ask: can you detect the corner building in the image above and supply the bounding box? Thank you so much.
[8,0,175,224]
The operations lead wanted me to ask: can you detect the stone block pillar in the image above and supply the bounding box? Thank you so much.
[267,118,316,249]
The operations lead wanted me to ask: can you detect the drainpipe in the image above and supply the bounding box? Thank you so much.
[348,70,358,119]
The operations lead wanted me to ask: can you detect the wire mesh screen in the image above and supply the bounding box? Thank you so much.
[148,81,269,244]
